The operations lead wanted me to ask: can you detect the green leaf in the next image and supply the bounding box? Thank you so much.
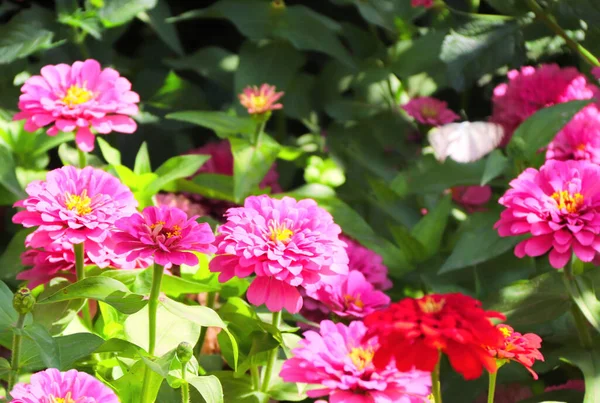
[37,277,147,314]
[0,144,25,200]
[165,47,239,89]
[0,281,18,332]
[0,229,32,280]
[144,154,211,197]
[211,371,267,403]
[0,9,57,64]
[405,158,487,194]
[113,359,163,403]
[509,100,591,157]
[0,357,10,380]
[141,0,183,56]
[166,111,255,138]
[160,297,226,328]
[176,174,235,202]
[32,280,84,335]
[22,323,59,368]
[134,142,152,175]
[142,348,177,378]
[481,150,508,185]
[411,195,452,260]
[188,375,224,403]
[97,137,121,166]
[561,348,600,403]
[231,135,281,202]
[98,0,158,27]
[19,332,104,371]
[161,274,220,297]
[388,225,426,263]
[391,30,448,79]
[333,0,418,32]
[564,274,600,335]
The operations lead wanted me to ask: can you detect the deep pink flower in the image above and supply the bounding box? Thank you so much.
[155,193,209,219]
[546,106,600,164]
[13,166,137,264]
[411,0,434,8]
[491,64,600,145]
[451,186,492,213]
[239,84,284,115]
[341,235,392,290]
[10,368,119,403]
[487,324,544,379]
[113,206,216,269]
[280,320,431,403]
[402,97,459,126]
[593,67,600,81]
[495,159,600,269]
[14,59,139,152]
[209,195,348,314]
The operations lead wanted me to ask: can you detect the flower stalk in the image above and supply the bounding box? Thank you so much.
[487,371,497,403]
[74,242,92,328]
[431,351,442,403]
[260,310,283,393]
[177,342,193,403]
[8,289,35,395]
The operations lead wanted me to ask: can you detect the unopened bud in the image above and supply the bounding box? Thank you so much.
[176,342,193,365]
[13,288,35,315]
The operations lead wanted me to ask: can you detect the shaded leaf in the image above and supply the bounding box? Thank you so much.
[188,375,224,403]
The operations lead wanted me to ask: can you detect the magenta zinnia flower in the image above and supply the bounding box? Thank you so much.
[495,159,600,268]
[209,195,348,313]
[10,368,119,403]
[14,59,139,152]
[546,106,600,165]
[239,84,284,115]
[280,320,431,403]
[402,97,459,126]
[113,205,216,269]
[155,193,209,219]
[593,67,600,81]
[491,64,600,145]
[451,185,492,213]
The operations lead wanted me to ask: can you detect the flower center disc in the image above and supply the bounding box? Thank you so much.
[269,223,294,243]
[50,392,75,403]
[551,190,584,213]
[62,84,93,106]
[420,105,438,118]
[250,94,268,110]
[417,295,446,314]
[343,294,364,309]
[348,347,374,371]
[150,221,182,239]
[65,190,92,216]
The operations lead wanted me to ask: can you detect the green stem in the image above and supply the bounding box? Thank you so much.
[431,352,442,403]
[525,0,600,67]
[564,261,594,349]
[487,371,497,403]
[141,263,165,403]
[74,242,92,328]
[77,147,87,168]
[260,311,282,393]
[195,292,216,360]
[7,314,26,395]
[469,0,480,13]
[251,365,261,391]
[181,360,189,403]
[253,120,267,146]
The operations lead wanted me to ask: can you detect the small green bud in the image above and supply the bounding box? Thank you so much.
[176,342,193,365]
[13,288,35,315]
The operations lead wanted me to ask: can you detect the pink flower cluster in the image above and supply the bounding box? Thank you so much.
[402,96,459,126]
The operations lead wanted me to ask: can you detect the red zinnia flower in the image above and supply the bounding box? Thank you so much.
[363,293,505,380]
[486,324,544,379]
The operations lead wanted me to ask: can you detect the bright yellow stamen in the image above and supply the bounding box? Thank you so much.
[165,224,182,239]
[65,190,92,216]
[269,223,294,243]
[51,393,75,403]
[500,327,512,338]
[344,294,364,309]
[551,190,584,213]
[250,94,268,110]
[420,105,439,118]
[62,85,93,106]
[417,295,445,314]
[577,144,587,151]
[150,221,181,238]
[348,347,374,371]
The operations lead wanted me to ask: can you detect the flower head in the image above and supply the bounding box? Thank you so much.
[402,97,459,126]
[495,159,600,268]
[411,0,434,8]
[156,193,209,219]
[113,205,216,269]
[342,235,392,290]
[363,293,505,380]
[10,368,119,403]
[239,84,284,115]
[280,320,431,403]
[487,324,544,379]
[14,59,140,152]
[451,186,492,213]
[546,106,600,165]
[491,64,600,145]
[209,195,348,314]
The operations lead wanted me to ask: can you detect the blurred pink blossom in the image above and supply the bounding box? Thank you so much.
[402,97,459,126]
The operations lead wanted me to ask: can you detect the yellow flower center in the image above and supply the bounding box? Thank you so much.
[50,393,75,403]
[551,190,584,213]
[417,295,445,314]
[62,84,93,106]
[269,223,294,243]
[348,347,374,371]
[250,95,268,110]
[65,190,92,216]
[500,327,512,338]
[150,221,182,238]
[344,294,364,308]
[420,105,439,118]
[577,143,587,151]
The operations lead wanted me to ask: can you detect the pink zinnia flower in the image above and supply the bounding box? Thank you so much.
[546,106,600,165]
[155,193,209,219]
[10,368,119,403]
[495,159,600,269]
[487,324,544,379]
[280,320,431,403]
[112,205,216,269]
[451,185,492,213]
[14,59,139,152]
[411,0,434,8]
[13,166,137,263]
[209,195,348,314]
[402,97,459,126]
[491,64,600,145]
[239,84,284,115]
[342,235,392,290]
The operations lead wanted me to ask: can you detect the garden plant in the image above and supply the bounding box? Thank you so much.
[1,0,600,402]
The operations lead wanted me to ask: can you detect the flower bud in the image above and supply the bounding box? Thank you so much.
[176,342,193,365]
[13,288,35,315]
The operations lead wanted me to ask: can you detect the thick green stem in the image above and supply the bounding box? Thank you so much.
[525,0,600,67]
[181,360,189,403]
[260,311,282,393]
[564,262,594,349]
[7,314,26,396]
[251,365,261,391]
[195,292,216,360]
[431,352,442,403]
[253,120,267,146]
[74,242,92,328]
[487,371,497,403]
[77,147,87,168]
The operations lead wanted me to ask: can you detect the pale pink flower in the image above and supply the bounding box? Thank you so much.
[280,320,431,403]
[451,185,492,213]
[155,193,208,219]
[546,105,600,165]
[402,97,459,126]
[411,0,434,8]
[209,195,348,314]
[495,159,600,269]
[491,64,600,145]
[112,206,216,269]
[239,83,284,115]
[14,59,139,152]
[10,368,119,403]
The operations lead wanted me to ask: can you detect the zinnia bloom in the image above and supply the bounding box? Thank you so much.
[487,324,544,379]
[341,235,392,290]
[209,195,348,314]
[113,205,216,269]
[155,193,209,219]
[491,64,600,145]
[14,59,140,152]
[495,159,600,269]
[451,186,492,213]
[10,368,119,403]
[363,293,505,380]
[239,84,284,115]
[13,166,137,265]
[280,320,432,403]
[546,106,600,165]
[402,97,459,126]
[411,0,434,8]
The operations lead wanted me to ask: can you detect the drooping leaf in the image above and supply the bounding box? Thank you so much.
[0,9,57,64]
[0,144,25,200]
[166,111,255,138]
[143,154,211,197]
[188,375,224,403]
[481,149,508,185]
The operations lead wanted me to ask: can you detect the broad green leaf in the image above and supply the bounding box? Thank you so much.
[211,371,267,403]
[37,277,147,314]
[97,137,121,166]
[98,0,158,27]
[332,0,419,32]
[144,154,211,197]
[160,297,226,328]
[390,30,448,87]
[165,47,239,89]
[161,274,220,296]
[0,144,25,199]
[481,149,508,185]
[411,195,452,259]
[230,135,281,202]
[22,323,59,368]
[19,332,104,371]
[188,375,224,403]
[30,132,74,160]
[134,142,152,175]
[140,0,183,56]
[405,158,487,194]
[113,359,163,403]
[562,348,600,403]
[32,279,84,335]
[176,174,235,202]
[142,348,177,378]
[166,111,255,138]
[146,71,208,111]
[0,9,57,64]
[388,225,426,263]
[563,274,600,335]
[0,229,33,280]
[0,281,18,332]
[0,357,10,380]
